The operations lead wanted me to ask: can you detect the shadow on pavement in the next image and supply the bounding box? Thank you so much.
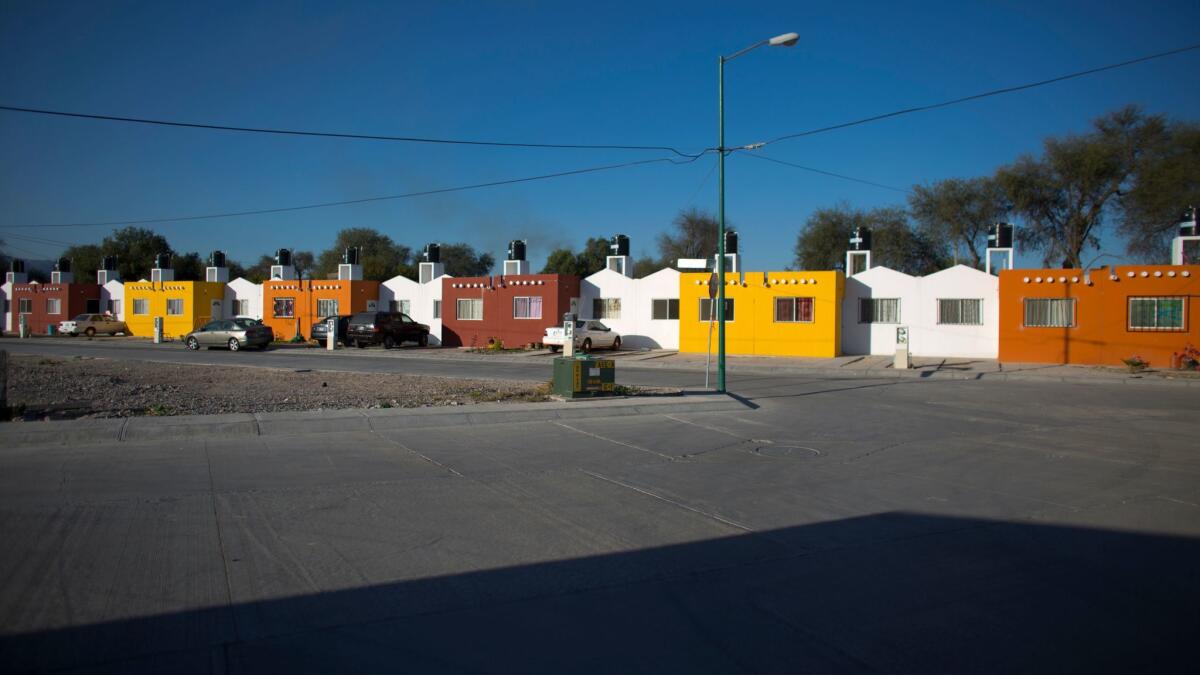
[3,512,1196,673]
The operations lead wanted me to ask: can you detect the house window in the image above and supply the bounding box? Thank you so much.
[46,298,62,315]
[234,299,249,316]
[592,298,621,319]
[18,298,32,314]
[317,299,339,317]
[859,298,900,324]
[698,298,735,322]
[167,299,184,315]
[774,297,815,323]
[110,299,122,316]
[651,298,679,320]
[133,299,148,315]
[433,299,442,319]
[1023,298,1076,328]
[1128,296,1185,331]
[513,296,543,319]
[457,298,483,320]
[937,299,983,326]
[389,299,410,315]
[273,297,295,318]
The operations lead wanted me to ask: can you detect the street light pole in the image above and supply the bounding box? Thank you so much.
[715,32,798,394]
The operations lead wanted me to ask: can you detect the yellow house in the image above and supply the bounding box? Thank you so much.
[124,281,227,338]
[679,270,844,357]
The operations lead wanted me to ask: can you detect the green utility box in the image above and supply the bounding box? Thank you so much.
[552,356,616,399]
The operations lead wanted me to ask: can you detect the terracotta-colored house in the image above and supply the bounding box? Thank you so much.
[9,281,102,335]
[999,265,1200,367]
[441,274,580,348]
[261,279,381,340]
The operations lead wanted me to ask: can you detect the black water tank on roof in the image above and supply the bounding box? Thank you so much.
[11,258,24,273]
[610,234,630,256]
[507,239,527,261]
[849,227,871,251]
[209,250,226,268]
[154,253,171,269]
[724,230,739,255]
[343,247,360,265]
[55,257,71,273]
[988,222,1014,248]
[423,243,441,264]
[276,248,292,266]
[102,255,118,271]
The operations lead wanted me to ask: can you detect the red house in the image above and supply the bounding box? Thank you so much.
[10,281,102,335]
[441,274,580,348]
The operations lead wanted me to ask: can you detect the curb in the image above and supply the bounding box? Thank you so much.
[0,392,750,448]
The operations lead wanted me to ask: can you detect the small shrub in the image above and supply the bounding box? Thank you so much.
[1121,355,1149,373]
[1174,343,1200,371]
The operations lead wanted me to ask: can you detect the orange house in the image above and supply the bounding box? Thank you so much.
[999,265,1200,367]
[261,279,381,340]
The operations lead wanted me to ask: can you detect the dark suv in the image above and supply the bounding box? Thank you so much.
[347,311,430,349]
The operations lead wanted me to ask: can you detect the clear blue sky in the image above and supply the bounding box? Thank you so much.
[2,0,1198,272]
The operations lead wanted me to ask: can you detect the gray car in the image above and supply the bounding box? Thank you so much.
[183,319,273,351]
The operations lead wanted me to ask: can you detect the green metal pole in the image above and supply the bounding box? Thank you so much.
[716,55,727,393]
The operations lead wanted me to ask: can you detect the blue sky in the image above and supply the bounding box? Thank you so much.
[2,0,1198,272]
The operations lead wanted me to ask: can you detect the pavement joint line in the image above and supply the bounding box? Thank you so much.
[550,420,677,461]
[375,431,464,478]
[579,469,755,533]
[202,440,241,642]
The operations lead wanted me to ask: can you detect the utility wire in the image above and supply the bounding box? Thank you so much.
[0,104,710,158]
[740,153,911,194]
[750,43,1200,147]
[1,154,704,229]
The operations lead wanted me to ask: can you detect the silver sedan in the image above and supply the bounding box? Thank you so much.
[184,319,273,351]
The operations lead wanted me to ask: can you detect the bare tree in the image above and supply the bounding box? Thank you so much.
[656,208,719,265]
[908,177,1007,268]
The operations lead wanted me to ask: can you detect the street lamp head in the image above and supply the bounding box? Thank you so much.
[768,32,800,47]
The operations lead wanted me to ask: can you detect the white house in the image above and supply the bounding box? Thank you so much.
[580,266,680,350]
[380,269,446,345]
[842,264,998,359]
[101,279,125,320]
[1,280,11,333]
[226,277,263,319]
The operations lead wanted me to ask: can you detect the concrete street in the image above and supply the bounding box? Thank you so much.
[1,342,1199,673]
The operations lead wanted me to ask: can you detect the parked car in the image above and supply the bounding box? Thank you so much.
[311,315,352,346]
[60,314,127,337]
[184,318,273,351]
[233,316,263,325]
[346,311,430,349]
[544,320,621,352]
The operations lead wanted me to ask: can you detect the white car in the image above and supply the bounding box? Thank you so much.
[544,320,621,352]
[60,314,127,337]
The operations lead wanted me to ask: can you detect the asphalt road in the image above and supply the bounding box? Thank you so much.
[2,339,1199,673]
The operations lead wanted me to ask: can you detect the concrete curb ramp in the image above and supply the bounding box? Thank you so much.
[0,393,749,448]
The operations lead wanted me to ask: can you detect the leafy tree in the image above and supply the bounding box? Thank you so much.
[793,204,948,275]
[292,250,315,279]
[226,259,247,280]
[633,256,665,278]
[538,236,615,276]
[242,255,274,283]
[99,227,172,281]
[172,252,205,280]
[59,243,103,284]
[242,250,315,282]
[315,228,410,280]
[439,243,494,277]
[997,106,1166,268]
[540,248,581,275]
[908,176,1007,269]
[656,208,720,266]
[1118,120,1200,261]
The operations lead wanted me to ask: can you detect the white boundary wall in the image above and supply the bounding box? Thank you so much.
[101,280,125,320]
[381,274,446,345]
[580,267,680,350]
[842,264,998,358]
[226,278,263,319]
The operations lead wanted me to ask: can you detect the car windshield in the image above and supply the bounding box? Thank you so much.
[231,318,258,329]
[73,314,91,321]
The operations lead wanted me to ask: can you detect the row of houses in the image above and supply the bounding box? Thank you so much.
[3,227,1199,368]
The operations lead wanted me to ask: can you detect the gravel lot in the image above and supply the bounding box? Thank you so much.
[6,355,555,419]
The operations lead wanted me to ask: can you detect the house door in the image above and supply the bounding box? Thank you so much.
[211,300,223,320]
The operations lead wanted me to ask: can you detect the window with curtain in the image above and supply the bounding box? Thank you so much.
[859,298,900,323]
[514,296,543,319]
[1023,298,1076,327]
[592,298,621,319]
[132,299,148,315]
[273,297,295,318]
[166,299,184,315]
[698,298,735,321]
[937,299,983,325]
[317,299,339,317]
[46,298,62,315]
[433,300,442,319]
[774,297,815,322]
[457,298,483,320]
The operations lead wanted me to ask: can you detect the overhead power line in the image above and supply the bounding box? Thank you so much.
[740,153,911,194]
[0,104,710,158]
[749,42,1200,148]
[1,155,703,229]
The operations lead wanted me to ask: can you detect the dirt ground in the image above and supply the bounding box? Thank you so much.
[5,355,556,419]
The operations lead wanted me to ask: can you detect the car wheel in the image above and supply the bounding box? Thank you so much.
[186,337,200,350]
[418,333,428,347]
[108,332,116,336]
[549,345,560,353]
[581,338,591,352]
[356,341,367,349]
[383,335,396,349]
[84,327,96,337]
[228,338,241,352]
[611,336,621,351]
[69,332,78,337]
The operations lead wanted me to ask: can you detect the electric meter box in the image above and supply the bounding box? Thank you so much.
[552,356,616,399]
